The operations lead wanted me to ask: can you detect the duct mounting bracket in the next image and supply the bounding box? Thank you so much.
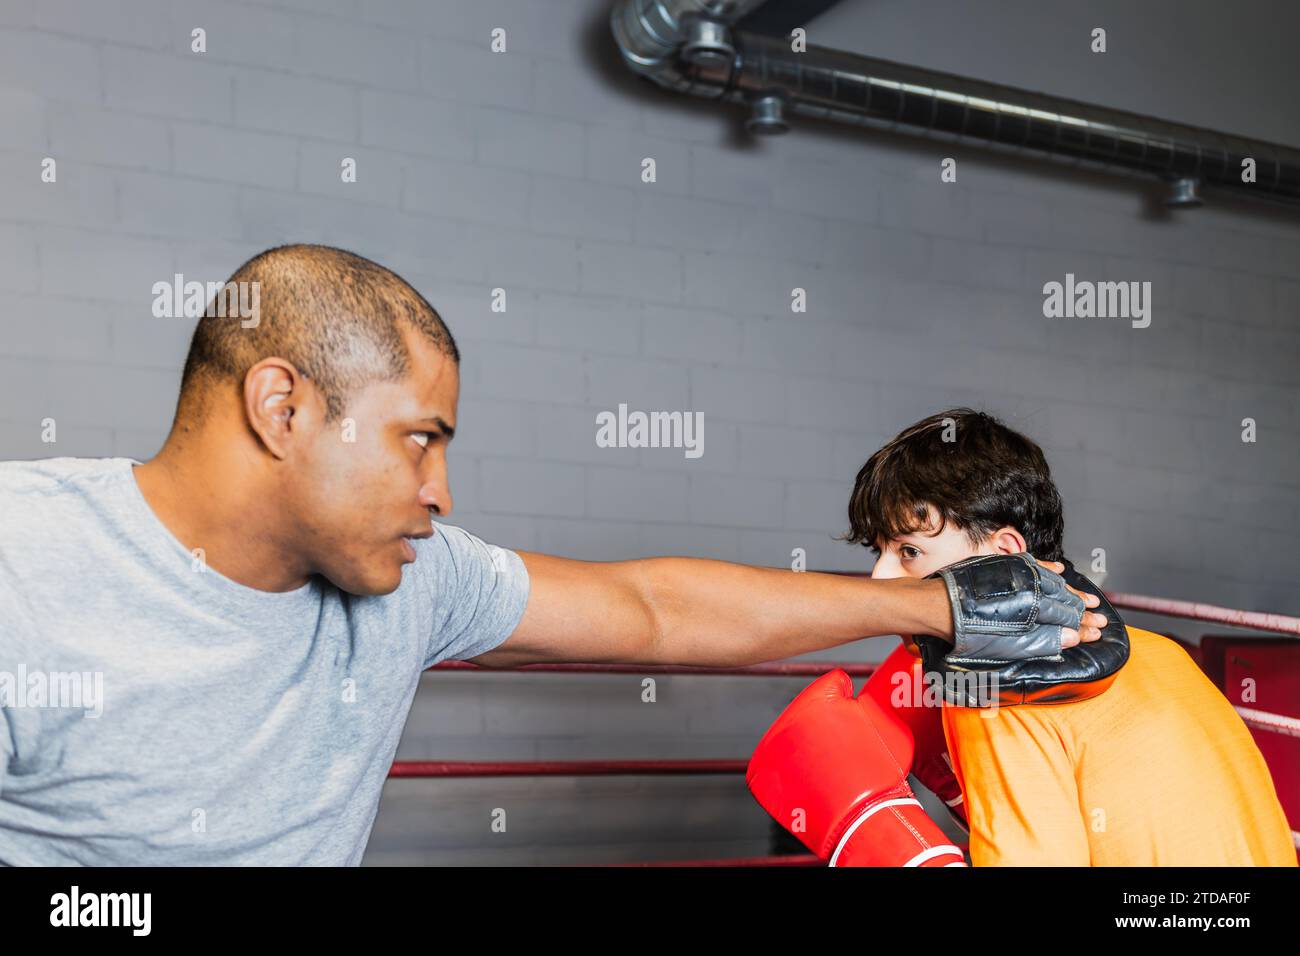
[745,93,789,135]
[681,16,736,68]
[1165,176,1204,208]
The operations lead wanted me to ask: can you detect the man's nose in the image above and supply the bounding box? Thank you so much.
[419,485,451,516]
[418,468,452,517]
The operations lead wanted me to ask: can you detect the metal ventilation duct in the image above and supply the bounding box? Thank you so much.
[610,0,1300,209]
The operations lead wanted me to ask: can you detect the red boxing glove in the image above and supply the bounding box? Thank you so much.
[861,644,967,827]
[746,669,966,867]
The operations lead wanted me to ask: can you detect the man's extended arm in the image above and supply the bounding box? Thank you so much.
[471,552,1101,669]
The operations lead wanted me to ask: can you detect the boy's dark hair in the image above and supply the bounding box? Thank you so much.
[845,408,1065,562]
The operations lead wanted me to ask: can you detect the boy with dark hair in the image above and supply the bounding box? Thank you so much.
[858,408,1293,865]
[752,408,1295,866]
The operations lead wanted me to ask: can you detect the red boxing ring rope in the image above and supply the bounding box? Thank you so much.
[1104,591,1300,636]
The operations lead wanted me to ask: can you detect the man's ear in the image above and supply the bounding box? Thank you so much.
[244,358,314,459]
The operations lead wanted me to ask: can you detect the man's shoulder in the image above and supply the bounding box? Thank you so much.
[0,456,133,497]
[416,522,516,577]
[0,458,137,565]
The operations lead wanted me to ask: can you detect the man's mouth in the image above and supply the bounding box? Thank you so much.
[400,529,432,563]
[397,528,434,564]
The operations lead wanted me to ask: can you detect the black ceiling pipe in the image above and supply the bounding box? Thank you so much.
[611,0,1300,209]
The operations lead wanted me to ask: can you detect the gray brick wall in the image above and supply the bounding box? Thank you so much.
[1,0,1296,865]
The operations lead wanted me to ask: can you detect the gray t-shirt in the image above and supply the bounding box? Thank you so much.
[0,457,530,865]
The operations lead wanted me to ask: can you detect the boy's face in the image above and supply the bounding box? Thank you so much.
[869,509,1026,653]
[868,507,1026,582]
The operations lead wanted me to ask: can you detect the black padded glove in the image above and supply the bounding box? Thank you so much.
[916,554,1130,707]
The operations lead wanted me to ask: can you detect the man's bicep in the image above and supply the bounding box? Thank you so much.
[469,551,654,667]
[947,711,1091,866]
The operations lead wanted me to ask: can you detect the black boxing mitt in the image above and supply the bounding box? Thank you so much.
[915,554,1130,707]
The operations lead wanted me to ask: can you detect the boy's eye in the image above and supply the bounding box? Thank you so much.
[900,545,921,559]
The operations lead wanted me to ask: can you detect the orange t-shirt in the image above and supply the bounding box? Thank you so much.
[942,627,1297,866]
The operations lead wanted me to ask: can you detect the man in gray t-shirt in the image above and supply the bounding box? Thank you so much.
[1,457,523,865]
[0,245,1104,865]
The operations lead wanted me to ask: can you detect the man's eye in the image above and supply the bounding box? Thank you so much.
[411,432,431,449]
